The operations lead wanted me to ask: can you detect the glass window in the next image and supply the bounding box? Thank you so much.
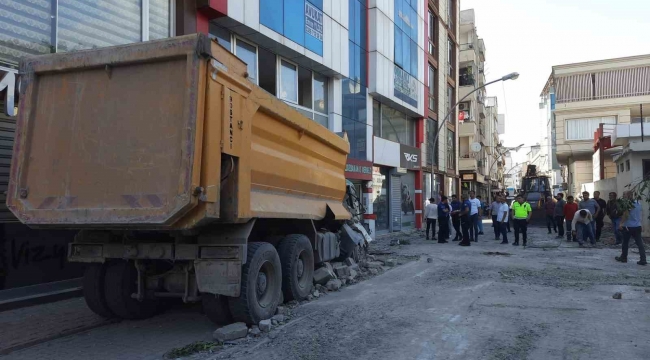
[626,160,630,171]
[394,25,403,69]
[313,73,328,114]
[57,0,142,52]
[314,113,328,127]
[354,0,361,45]
[0,1,53,64]
[260,0,283,34]
[410,40,417,77]
[427,118,439,166]
[348,0,356,42]
[447,129,455,169]
[359,1,367,50]
[447,85,455,122]
[373,100,381,137]
[349,41,357,81]
[380,104,415,146]
[280,59,298,102]
[373,167,389,231]
[298,66,312,108]
[447,38,454,77]
[209,24,232,52]
[284,0,305,45]
[565,116,617,140]
[358,45,366,85]
[343,118,367,160]
[235,39,258,84]
[258,47,277,95]
[402,31,411,74]
[149,0,170,40]
[428,64,436,111]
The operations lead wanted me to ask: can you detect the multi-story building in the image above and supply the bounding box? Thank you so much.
[542,54,650,197]
[0,0,462,292]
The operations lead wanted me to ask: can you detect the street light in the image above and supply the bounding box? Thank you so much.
[487,144,524,200]
[428,72,519,196]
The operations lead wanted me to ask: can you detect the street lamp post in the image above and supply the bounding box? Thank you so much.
[428,72,519,196]
[486,144,524,201]
[501,162,522,190]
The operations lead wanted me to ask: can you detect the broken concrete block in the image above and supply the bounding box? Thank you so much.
[313,290,320,298]
[385,259,397,267]
[349,269,358,280]
[272,314,285,323]
[250,326,261,337]
[349,264,360,272]
[275,306,287,315]
[259,319,272,332]
[369,268,379,276]
[326,279,342,291]
[213,322,248,342]
[613,292,623,299]
[366,261,384,269]
[313,265,335,284]
[333,265,351,278]
[345,258,357,266]
[307,295,314,301]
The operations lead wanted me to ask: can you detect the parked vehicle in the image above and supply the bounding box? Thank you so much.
[518,165,551,225]
[7,34,369,325]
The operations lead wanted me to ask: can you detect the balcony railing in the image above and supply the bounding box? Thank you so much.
[459,74,475,87]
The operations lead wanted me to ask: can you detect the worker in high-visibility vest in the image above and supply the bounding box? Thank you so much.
[510,195,532,246]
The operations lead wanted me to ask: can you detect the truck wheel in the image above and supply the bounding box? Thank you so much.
[104,261,160,320]
[278,234,314,301]
[82,263,114,318]
[228,242,281,324]
[202,294,233,325]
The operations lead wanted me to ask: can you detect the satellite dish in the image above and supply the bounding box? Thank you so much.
[470,142,482,153]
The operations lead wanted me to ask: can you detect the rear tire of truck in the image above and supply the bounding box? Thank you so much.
[278,234,314,301]
[83,263,114,318]
[228,242,282,325]
[104,261,160,320]
[202,294,233,325]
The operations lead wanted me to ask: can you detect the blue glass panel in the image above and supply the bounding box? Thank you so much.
[354,0,361,45]
[359,47,367,85]
[308,0,322,9]
[348,0,355,42]
[356,85,367,124]
[359,0,367,50]
[305,35,323,56]
[342,79,356,120]
[410,0,418,12]
[354,121,367,160]
[342,117,357,158]
[284,0,305,46]
[349,41,356,80]
[354,44,361,83]
[260,0,283,34]
[402,30,410,74]
[394,0,403,31]
[394,25,403,68]
[410,40,418,77]
[410,6,418,41]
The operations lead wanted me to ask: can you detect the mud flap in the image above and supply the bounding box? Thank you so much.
[194,260,242,297]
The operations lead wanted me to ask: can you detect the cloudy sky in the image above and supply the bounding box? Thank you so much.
[459,0,650,163]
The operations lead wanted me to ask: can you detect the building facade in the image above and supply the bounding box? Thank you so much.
[0,0,461,291]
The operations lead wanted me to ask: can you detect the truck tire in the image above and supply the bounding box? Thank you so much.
[278,234,314,301]
[228,242,282,325]
[82,263,114,318]
[103,261,160,320]
[202,294,233,325]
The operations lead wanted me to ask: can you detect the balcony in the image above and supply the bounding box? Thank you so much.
[459,121,477,137]
[459,86,476,103]
[459,157,477,171]
[459,73,475,87]
[612,123,650,146]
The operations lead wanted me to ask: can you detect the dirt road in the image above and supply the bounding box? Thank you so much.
[4,225,650,360]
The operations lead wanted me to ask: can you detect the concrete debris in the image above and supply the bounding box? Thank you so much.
[349,269,358,280]
[275,306,287,315]
[213,322,248,342]
[613,292,623,300]
[427,257,433,263]
[369,268,379,276]
[390,239,400,246]
[333,264,351,278]
[272,314,286,323]
[326,279,342,291]
[307,295,314,301]
[368,255,376,261]
[259,319,272,332]
[385,259,397,267]
[345,258,357,266]
[249,326,261,337]
[312,290,320,298]
[365,261,384,269]
[313,263,336,284]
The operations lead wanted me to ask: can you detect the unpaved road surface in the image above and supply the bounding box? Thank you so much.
[3,224,650,360]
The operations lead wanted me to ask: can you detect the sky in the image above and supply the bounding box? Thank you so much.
[459,0,650,163]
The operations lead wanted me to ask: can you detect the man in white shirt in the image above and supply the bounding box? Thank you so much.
[469,191,482,242]
[490,198,501,240]
[424,197,438,240]
[571,209,595,247]
[497,196,510,244]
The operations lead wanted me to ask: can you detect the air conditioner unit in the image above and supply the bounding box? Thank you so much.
[459,103,468,111]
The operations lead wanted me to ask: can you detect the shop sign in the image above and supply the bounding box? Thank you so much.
[393,65,418,108]
[462,173,476,181]
[305,2,323,41]
[399,144,421,170]
[345,158,373,180]
[0,66,18,116]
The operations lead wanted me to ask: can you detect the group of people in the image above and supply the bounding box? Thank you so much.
[423,190,647,266]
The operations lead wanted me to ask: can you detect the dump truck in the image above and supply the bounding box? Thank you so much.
[518,165,551,226]
[7,34,370,325]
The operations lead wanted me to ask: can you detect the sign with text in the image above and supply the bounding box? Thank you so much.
[393,65,418,108]
[345,158,373,181]
[305,2,323,42]
[400,144,421,170]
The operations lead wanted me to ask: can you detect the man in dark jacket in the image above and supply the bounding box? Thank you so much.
[606,192,622,245]
[554,193,566,238]
[593,191,607,241]
[544,195,557,234]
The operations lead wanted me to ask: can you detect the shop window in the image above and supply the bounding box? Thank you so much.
[209,24,232,52]
[235,38,258,84]
[258,47,276,95]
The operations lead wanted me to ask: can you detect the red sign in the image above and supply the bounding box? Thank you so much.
[345,158,373,181]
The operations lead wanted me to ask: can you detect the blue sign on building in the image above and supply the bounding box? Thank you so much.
[260,0,323,56]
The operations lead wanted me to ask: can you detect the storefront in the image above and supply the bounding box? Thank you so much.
[372,166,390,234]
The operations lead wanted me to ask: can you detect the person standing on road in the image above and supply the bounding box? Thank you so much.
[615,191,647,266]
[544,195,557,235]
[606,192,622,245]
[490,197,501,240]
[424,197,438,241]
[511,195,532,246]
[437,196,450,243]
[593,191,607,242]
[497,196,510,244]
[450,195,462,241]
[571,209,595,247]
[477,195,487,235]
[469,191,481,242]
[579,191,600,241]
[554,193,566,239]
[459,194,472,246]
[563,196,579,242]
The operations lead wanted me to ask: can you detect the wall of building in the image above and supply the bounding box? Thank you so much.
[568,157,593,197]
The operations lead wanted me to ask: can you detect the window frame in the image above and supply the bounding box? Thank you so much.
[428,63,436,111]
[278,58,299,104]
[428,9,436,56]
[234,36,259,85]
[565,116,617,141]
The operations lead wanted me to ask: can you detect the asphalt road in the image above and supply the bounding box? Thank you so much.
[3,224,649,360]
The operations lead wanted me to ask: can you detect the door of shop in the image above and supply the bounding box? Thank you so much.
[391,175,402,232]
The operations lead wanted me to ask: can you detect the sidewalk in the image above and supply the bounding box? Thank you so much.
[0,278,82,312]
